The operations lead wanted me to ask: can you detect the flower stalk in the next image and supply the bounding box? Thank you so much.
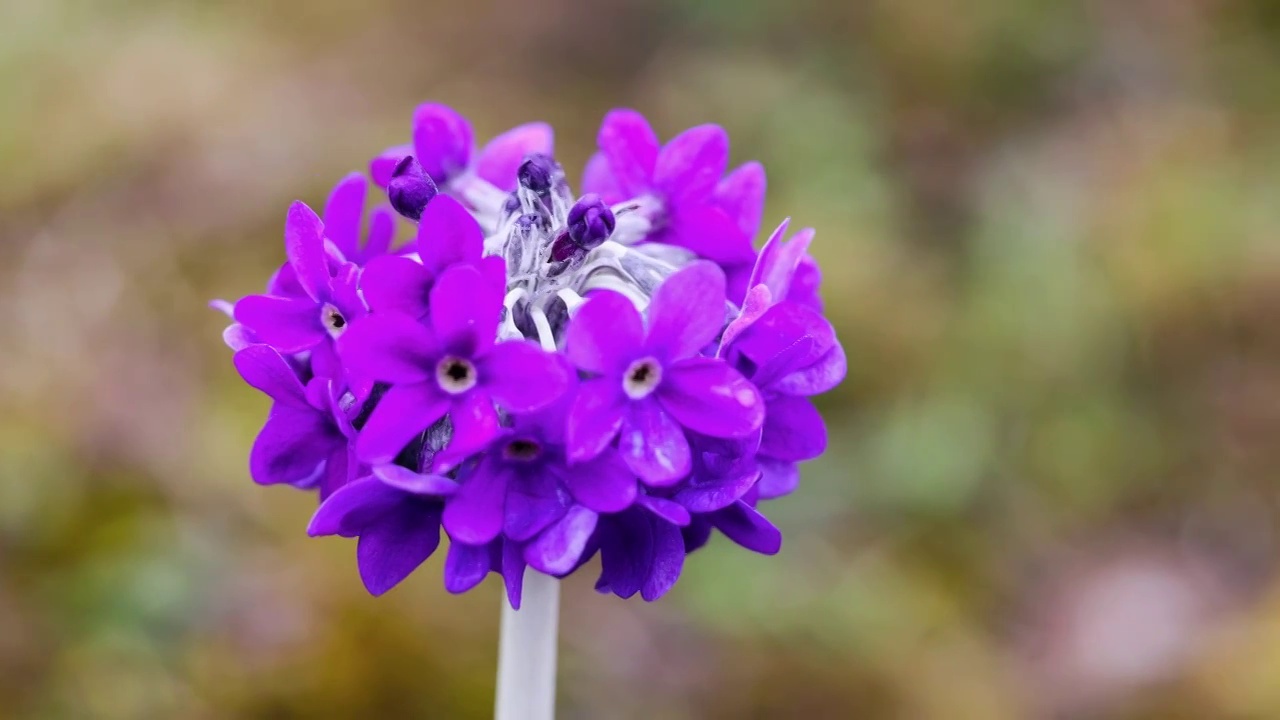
[496,571,560,720]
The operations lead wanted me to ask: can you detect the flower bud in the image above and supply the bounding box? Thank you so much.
[518,153,558,195]
[387,156,439,221]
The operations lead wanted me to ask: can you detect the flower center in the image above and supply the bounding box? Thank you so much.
[321,304,347,338]
[622,357,663,399]
[436,356,478,394]
[502,438,542,463]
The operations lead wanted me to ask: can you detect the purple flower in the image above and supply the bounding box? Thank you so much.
[564,261,765,485]
[359,194,504,320]
[339,263,571,468]
[322,172,400,265]
[593,498,693,601]
[234,344,359,498]
[582,109,755,267]
[308,467,458,595]
[233,202,368,379]
[371,103,554,193]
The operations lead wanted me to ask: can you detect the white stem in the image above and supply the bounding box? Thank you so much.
[495,570,560,720]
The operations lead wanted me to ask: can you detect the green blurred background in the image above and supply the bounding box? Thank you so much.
[3,0,1280,717]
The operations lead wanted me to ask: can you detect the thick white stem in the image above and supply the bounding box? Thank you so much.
[495,570,560,720]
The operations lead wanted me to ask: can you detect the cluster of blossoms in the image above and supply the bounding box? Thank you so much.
[216,104,844,606]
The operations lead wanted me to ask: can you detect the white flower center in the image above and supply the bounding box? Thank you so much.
[622,357,663,399]
[436,356,478,394]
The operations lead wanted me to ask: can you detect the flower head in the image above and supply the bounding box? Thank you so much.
[218,103,843,604]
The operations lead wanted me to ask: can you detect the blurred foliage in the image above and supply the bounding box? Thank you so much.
[3,0,1280,717]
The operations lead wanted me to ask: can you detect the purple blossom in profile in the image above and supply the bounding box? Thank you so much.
[564,261,764,485]
[219,102,844,604]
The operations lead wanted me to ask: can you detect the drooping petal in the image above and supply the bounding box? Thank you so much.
[658,358,764,438]
[370,144,412,188]
[504,466,569,542]
[475,122,554,191]
[442,461,511,545]
[323,173,367,261]
[714,161,766,238]
[308,476,405,537]
[652,204,755,265]
[712,501,781,555]
[756,458,800,500]
[581,152,626,205]
[357,506,442,596]
[653,124,729,204]
[502,540,527,609]
[673,467,759,512]
[560,451,637,513]
[641,519,685,601]
[564,290,644,374]
[232,344,308,406]
[597,508,651,599]
[428,264,503,357]
[618,398,691,485]
[682,517,714,554]
[478,341,571,413]
[760,395,827,461]
[644,260,727,362]
[597,109,660,197]
[416,194,485,275]
[221,322,257,351]
[525,505,598,576]
[319,443,354,500]
[637,496,692,526]
[773,341,847,397]
[338,313,437,383]
[283,201,330,302]
[359,254,433,318]
[565,378,627,463]
[411,103,473,183]
[372,464,459,496]
[355,383,450,464]
[249,404,329,486]
[432,391,500,471]
[443,540,492,594]
[233,294,325,353]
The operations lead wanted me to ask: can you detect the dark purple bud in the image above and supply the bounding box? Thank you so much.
[566,193,616,250]
[518,153,557,195]
[502,193,522,215]
[387,156,439,221]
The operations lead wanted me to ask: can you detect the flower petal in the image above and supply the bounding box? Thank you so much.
[357,505,442,596]
[652,203,755,264]
[233,344,308,406]
[645,260,727,362]
[564,290,644,374]
[618,398,691,486]
[475,122,554,191]
[637,495,691,526]
[502,540,527,609]
[774,341,847,397]
[250,403,329,486]
[750,221,814,303]
[429,263,503,357]
[233,294,324,353]
[360,254,433,318]
[756,458,799,500]
[565,378,627,464]
[597,109,659,197]
[641,519,685,601]
[432,391,500,472]
[658,358,764,438]
[560,451,637,513]
[712,501,781,555]
[653,124,729,204]
[760,395,827,461]
[284,201,330,301]
[323,173,366,261]
[355,383,450,464]
[719,283,773,354]
[581,152,626,205]
[370,144,412,188]
[478,341,571,413]
[443,462,510,545]
[443,540,492,594]
[416,194,485,275]
[372,464,459,496]
[673,467,759,512]
[308,476,405,537]
[320,444,356,500]
[524,505,598,576]
[597,509,651,599]
[504,466,569,542]
[714,161,766,238]
[411,103,473,183]
[339,313,437,384]
[363,205,398,259]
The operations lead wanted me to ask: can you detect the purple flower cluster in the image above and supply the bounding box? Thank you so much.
[216,104,844,606]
